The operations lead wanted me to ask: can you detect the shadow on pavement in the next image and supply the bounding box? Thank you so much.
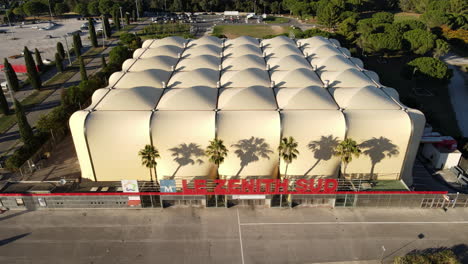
[0,210,30,222]
[0,233,30,247]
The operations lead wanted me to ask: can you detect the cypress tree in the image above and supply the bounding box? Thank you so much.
[101,54,107,68]
[88,18,98,47]
[14,99,34,146]
[126,13,130,25]
[73,34,81,57]
[0,86,9,115]
[77,34,83,50]
[34,48,44,71]
[114,9,121,31]
[55,52,63,72]
[4,58,19,92]
[79,56,87,81]
[103,15,111,39]
[57,42,65,59]
[23,47,41,90]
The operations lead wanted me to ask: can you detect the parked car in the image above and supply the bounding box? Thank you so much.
[1,80,24,93]
[42,59,53,65]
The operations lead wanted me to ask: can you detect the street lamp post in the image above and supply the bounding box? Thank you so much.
[62,35,72,66]
[119,7,124,23]
[380,245,386,264]
[47,0,54,21]
[135,0,140,21]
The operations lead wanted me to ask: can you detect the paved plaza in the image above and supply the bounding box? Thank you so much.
[0,208,466,264]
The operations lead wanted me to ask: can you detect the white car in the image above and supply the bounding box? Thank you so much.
[42,59,53,65]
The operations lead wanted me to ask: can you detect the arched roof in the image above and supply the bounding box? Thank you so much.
[261,35,295,47]
[95,87,163,110]
[224,36,259,47]
[264,44,303,57]
[320,68,377,88]
[112,70,172,89]
[304,44,344,59]
[222,54,265,71]
[223,44,263,57]
[168,68,219,88]
[267,55,311,71]
[122,56,178,72]
[270,68,323,88]
[137,45,183,58]
[221,68,271,88]
[183,44,222,57]
[176,55,221,71]
[157,87,217,110]
[297,36,331,49]
[86,88,109,110]
[218,86,277,110]
[275,87,337,110]
[145,36,187,48]
[188,36,223,47]
[312,55,360,72]
[329,86,400,110]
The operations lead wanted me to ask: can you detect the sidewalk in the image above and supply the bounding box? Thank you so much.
[0,20,148,159]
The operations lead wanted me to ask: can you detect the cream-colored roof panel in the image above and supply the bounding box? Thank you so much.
[157,87,217,110]
[113,70,171,89]
[69,111,95,181]
[141,39,155,49]
[86,88,109,110]
[264,44,303,57]
[270,68,322,88]
[350,57,364,68]
[312,55,359,72]
[184,44,222,57]
[222,54,266,71]
[108,71,124,87]
[363,70,380,83]
[320,68,377,88]
[168,68,219,88]
[217,111,280,178]
[95,87,163,110]
[297,36,331,49]
[223,44,263,57]
[339,47,351,57]
[280,110,346,177]
[267,55,311,71]
[304,44,343,60]
[275,87,337,110]
[220,68,270,88]
[188,36,223,47]
[329,86,400,110]
[151,111,216,179]
[138,45,183,58]
[261,35,295,47]
[147,36,187,48]
[86,111,153,181]
[123,56,178,72]
[382,87,400,101]
[218,86,277,110]
[329,38,341,47]
[224,36,259,46]
[176,55,221,71]
[344,110,411,177]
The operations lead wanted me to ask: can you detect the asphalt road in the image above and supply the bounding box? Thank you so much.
[0,208,466,264]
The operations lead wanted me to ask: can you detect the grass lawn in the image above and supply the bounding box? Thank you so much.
[362,55,462,139]
[264,16,290,24]
[112,24,138,37]
[371,180,408,191]
[394,12,421,22]
[212,25,289,38]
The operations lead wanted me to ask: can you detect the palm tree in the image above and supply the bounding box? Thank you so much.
[278,136,299,180]
[205,138,228,179]
[138,144,160,184]
[333,138,361,178]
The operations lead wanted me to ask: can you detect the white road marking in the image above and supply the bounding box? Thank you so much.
[240,221,468,226]
[237,209,245,264]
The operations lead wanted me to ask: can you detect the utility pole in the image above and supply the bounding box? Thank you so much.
[6,9,12,27]
[119,7,124,23]
[47,0,53,21]
[135,0,140,20]
[62,35,72,66]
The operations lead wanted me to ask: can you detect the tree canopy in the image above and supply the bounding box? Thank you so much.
[407,57,452,81]
[403,29,437,55]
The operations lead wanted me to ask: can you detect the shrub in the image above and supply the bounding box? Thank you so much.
[403,29,437,55]
[406,57,452,81]
[108,45,131,68]
[421,10,450,28]
[372,12,394,24]
[394,249,460,264]
[395,20,427,32]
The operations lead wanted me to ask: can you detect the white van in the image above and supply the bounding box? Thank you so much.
[1,81,9,93]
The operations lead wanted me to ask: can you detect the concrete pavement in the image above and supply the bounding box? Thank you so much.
[0,207,466,264]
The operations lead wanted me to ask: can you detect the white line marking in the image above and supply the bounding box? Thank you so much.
[237,209,245,264]
[240,221,468,226]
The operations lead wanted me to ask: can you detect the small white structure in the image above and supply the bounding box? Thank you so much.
[422,143,462,170]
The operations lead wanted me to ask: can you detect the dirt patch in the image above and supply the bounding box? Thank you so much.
[271,25,285,34]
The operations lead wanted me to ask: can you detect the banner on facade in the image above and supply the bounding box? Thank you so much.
[121,180,139,193]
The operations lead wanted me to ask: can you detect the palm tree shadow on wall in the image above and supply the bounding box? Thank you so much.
[169,143,205,178]
[305,135,340,176]
[232,137,274,177]
[359,137,399,179]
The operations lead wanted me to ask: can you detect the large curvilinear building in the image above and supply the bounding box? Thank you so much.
[70,35,425,187]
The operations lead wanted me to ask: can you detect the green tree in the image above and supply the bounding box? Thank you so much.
[372,12,394,24]
[109,45,131,66]
[333,138,361,178]
[101,54,107,68]
[4,58,20,92]
[87,0,100,15]
[14,99,34,145]
[73,33,81,57]
[79,56,87,81]
[57,42,65,59]
[22,0,47,17]
[170,0,183,11]
[359,32,402,55]
[407,57,452,81]
[395,20,426,31]
[23,47,41,90]
[403,29,436,55]
[74,3,88,16]
[34,48,44,71]
[433,39,450,58]
[450,0,467,13]
[36,106,67,134]
[113,9,121,31]
[139,144,160,183]
[103,15,111,39]
[317,3,341,29]
[338,17,357,41]
[0,85,9,115]
[88,18,98,48]
[54,3,68,15]
[125,13,131,25]
[421,10,449,28]
[55,52,63,72]
[205,138,228,179]
[356,18,376,35]
[278,136,299,180]
[99,0,114,14]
